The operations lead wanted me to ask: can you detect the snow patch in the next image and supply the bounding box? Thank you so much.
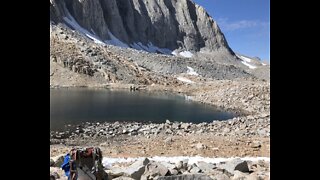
[237,55,252,63]
[150,156,270,165]
[241,61,257,69]
[63,8,129,48]
[236,54,261,69]
[179,51,193,58]
[187,66,199,76]
[262,63,267,66]
[177,77,194,84]
[147,42,172,54]
[171,51,178,56]
[63,13,105,45]
[172,50,193,58]
[102,156,270,168]
[85,33,106,45]
[130,42,172,54]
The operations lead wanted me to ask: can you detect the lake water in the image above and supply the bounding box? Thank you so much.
[50,89,237,131]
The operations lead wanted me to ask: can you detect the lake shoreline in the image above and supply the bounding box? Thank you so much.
[50,79,269,158]
[50,80,264,118]
[50,87,246,131]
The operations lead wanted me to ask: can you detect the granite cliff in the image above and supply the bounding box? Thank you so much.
[50,0,234,56]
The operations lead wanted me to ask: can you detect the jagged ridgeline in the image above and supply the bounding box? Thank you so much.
[50,0,234,55]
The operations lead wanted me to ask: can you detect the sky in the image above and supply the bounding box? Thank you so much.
[193,0,270,63]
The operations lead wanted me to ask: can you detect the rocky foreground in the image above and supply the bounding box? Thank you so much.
[50,156,269,180]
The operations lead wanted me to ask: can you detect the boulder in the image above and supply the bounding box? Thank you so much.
[219,159,249,175]
[182,159,189,169]
[197,161,216,174]
[172,123,181,130]
[181,123,191,130]
[176,161,183,170]
[211,174,231,180]
[169,169,179,175]
[52,154,65,167]
[141,162,169,180]
[50,172,60,180]
[195,143,206,150]
[231,170,247,180]
[166,129,173,134]
[247,174,260,180]
[250,141,261,148]
[248,172,268,180]
[231,170,259,180]
[164,137,173,144]
[160,161,177,173]
[111,158,150,180]
[189,166,201,173]
[223,128,230,134]
[50,159,55,166]
[105,170,125,179]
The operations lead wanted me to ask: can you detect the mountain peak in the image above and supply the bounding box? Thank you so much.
[50,0,234,56]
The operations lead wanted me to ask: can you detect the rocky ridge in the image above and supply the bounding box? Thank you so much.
[50,23,260,88]
[50,23,178,85]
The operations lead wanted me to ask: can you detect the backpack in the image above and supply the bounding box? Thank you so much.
[61,147,108,180]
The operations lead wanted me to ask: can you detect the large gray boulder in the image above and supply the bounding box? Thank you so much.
[160,162,176,170]
[51,154,65,167]
[231,170,247,180]
[157,174,213,180]
[219,159,249,175]
[141,161,169,180]
[197,161,216,174]
[110,158,150,180]
[160,162,179,175]
[189,166,201,174]
[231,170,259,180]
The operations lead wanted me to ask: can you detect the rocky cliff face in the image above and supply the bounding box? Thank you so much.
[50,0,234,54]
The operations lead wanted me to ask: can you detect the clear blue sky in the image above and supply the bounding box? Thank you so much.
[193,0,270,62]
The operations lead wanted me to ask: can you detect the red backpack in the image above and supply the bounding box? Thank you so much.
[68,147,108,180]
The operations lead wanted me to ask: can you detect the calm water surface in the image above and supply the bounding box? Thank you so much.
[50,89,236,131]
